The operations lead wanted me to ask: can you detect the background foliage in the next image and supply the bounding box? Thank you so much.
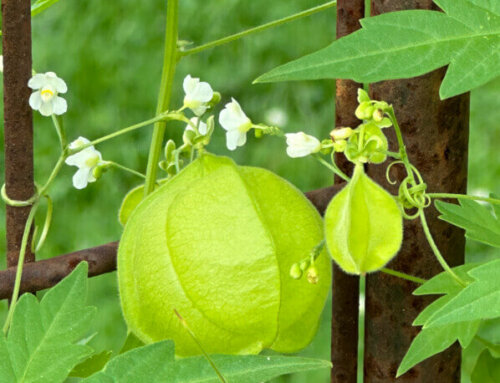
[0,0,498,382]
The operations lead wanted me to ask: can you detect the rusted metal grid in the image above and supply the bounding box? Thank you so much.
[1,1,468,383]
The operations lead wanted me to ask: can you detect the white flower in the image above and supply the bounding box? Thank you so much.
[183,75,213,116]
[65,137,104,189]
[219,98,252,151]
[28,72,68,116]
[285,132,321,158]
[185,117,208,135]
[0,56,3,73]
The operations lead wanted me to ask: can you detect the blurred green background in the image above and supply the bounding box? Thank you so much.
[0,0,498,382]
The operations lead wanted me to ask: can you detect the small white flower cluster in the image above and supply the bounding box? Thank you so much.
[182,75,252,151]
[182,75,322,157]
[26,71,101,189]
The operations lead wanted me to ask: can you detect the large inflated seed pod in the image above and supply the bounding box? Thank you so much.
[324,164,403,274]
[118,154,331,356]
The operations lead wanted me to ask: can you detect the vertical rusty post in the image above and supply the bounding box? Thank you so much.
[2,0,35,267]
[331,1,364,382]
[364,1,469,381]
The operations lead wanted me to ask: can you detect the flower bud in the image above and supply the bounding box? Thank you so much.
[254,129,263,138]
[333,140,347,153]
[92,163,109,180]
[183,128,196,146]
[357,88,370,103]
[372,109,384,122]
[159,160,168,171]
[299,260,310,271]
[355,102,374,120]
[290,263,303,280]
[164,140,176,163]
[330,127,353,141]
[208,91,221,109]
[307,265,319,284]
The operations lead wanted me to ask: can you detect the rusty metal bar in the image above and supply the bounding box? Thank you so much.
[2,0,35,268]
[364,1,469,381]
[0,242,117,300]
[331,1,364,382]
[0,187,341,299]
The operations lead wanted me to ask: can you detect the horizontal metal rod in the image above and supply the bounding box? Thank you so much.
[0,184,344,299]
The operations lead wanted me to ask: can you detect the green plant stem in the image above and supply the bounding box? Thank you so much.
[384,150,401,159]
[68,114,168,153]
[3,202,40,334]
[387,107,415,184]
[107,161,146,179]
[314,155,350,182]
[51,115,67,149]
[144,0,179,197]
[418,209,467,287]
[181,1,337,57]
[380,267,426,284]
[38,155,66,197]
[428,193,500,205]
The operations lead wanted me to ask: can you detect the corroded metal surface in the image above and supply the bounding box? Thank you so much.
[332,1,365,382]
[2,0,35,267]
[0,242,118,299]
[335,0,364,184]
[365,2,469,380]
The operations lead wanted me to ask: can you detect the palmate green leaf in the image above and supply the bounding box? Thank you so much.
[398,266,482,376]
[69,351,113,378]
[82,340,331,383]
[256,0,500,99]
[425,259,500,328]
[471,349,500,383]
[435,198,500,248]
[436,196,500,247]
[0,262,95,383]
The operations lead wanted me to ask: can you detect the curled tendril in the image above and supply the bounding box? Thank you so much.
[31,194,53,253]
[1,183,53,253]
[386,161,431,219]
[1,184,39,207]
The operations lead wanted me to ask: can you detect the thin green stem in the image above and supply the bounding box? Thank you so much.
[69,114,168,153]
[314,155,350,182]
[3,202,40,334]
[51,115,67,149]
[428,193,500,205]
[181,1,337,57]
[107,161,146,179]
[419,209,467,287]
[38,155,66,197]
[384,150,401,159]
[380,267,426,284]
[144,0,179,197]
[387,107,415,184]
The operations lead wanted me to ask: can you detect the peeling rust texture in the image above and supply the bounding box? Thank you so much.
[365,2,469,381]
[0,242,118,300]
[2,0,35,267]
[0,187,340,299]
[335,0,364,184]
[332,2,364,383]
[306,184,344,216]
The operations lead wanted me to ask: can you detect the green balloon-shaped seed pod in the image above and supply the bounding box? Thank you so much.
[324,164,403,274]
[118,154,331,356]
